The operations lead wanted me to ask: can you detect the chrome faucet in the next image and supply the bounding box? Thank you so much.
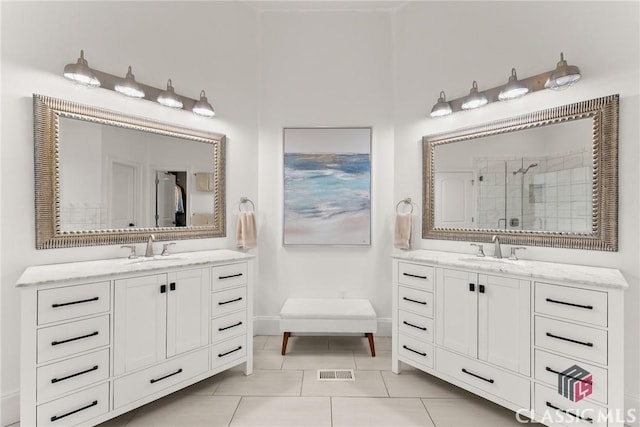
[145,234,155,257]
[492,235,502,259]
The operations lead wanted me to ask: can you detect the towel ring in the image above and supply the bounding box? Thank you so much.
[396,198,413,214]
[239,197,255,212]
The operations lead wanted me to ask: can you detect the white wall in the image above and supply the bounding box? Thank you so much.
[0,2,259,424]
[393,0,640,422]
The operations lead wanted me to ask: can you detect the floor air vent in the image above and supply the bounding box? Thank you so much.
[317,369,355,381]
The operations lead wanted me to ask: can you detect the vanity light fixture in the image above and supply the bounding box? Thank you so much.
[114,66,145,99]
[430,91,453,118]
[192,90,216,117]
[498,68,529,101]
[461,81,488,110]
[62,50,217,118]
[63,50,100,87]
[429,52,582,118]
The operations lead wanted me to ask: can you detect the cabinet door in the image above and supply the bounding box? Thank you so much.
[436,268,477,358]
[114,274,167,375]
[477,274,530,375]
[166,268,210,358]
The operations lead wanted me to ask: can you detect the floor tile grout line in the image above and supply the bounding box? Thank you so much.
[420,397,438,427]
[227,395,243,427]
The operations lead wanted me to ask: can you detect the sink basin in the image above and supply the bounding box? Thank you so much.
[459,257,514,264]
[128,255,186,264]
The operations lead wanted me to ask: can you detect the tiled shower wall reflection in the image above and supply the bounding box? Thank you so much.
[60,202,107,231]
[475,149,592,232]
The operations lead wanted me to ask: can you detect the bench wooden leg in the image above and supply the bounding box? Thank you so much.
[366,333,376,357]
[281,332,291,356]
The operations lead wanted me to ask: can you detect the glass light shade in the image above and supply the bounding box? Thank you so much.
[430,91,452,118]
[114,66,145,99]
[192,90,215,117]
[498,68,529,101]
[545,52,581,90]
[63,50,100,87]
[461,81,488,110]
[157,79,183,109]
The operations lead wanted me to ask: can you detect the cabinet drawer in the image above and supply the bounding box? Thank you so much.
[212,263,248,290]
[534,383,608,427]
[436,347,530,409]
[398,310,433,342]
[534,349,607,405]
[37,315,110,364]
[398,333,433,369]
[37,382,109,427]
[37,348,109,403]
[211,335,247,370]
[211,311,247,343]
[38,281,110,325]
[113,347,208,409]
[211,287,247,317]
[398,286,433,318]
[535,282,607,327]
[535,316,607,365]
[398,262,433,291]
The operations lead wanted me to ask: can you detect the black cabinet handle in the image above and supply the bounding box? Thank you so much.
[150,368,183,384]
[51,365,99,383]
[546,332,593,347]
[160,285,167,294]
[219,321,243,331]
[52,331,99,346]
[170,282,176,291]
[50,400,98,422]
[403,321,427,331]
[218,346,243,357]
[51,297,99,308]
[545,298,593,310]
[402,345,427,357]
[469,283,475,292]
[461,368,494,383]
[402,297,427,305]
[219,297,243,305]
[546,402,593,423]
[479,284,485,294]
[219,273,243,280]
[545,366,593,385]
[403,272,427,280]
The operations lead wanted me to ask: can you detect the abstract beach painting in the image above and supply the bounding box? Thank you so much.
[283,127,371,245]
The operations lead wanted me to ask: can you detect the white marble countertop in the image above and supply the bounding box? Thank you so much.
[393,249,628,289]
[17,249,254,287]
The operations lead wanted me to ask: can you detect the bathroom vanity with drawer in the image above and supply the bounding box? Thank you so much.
[392,250,627,427]
[17,249,253,427]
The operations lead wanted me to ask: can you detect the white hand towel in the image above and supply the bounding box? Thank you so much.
[394,212,412,250]
[236,211,257,249]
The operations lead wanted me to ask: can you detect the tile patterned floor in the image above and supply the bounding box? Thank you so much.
[13,336,539,427]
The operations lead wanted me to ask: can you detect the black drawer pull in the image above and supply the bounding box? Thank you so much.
[218,346,243,357]
[170,282,176,291]
[219,297,243,305]
[219,273,243,280]
[546,332,593,347]
[546,402,593,423]
[403,321,427,331]
[219,321,243,331]
[469,283,475,292]
[52,331,99,346]
[51,296,99,308]
[402,297,427,305]
[403,272,427,280]
[545,298,593,310]
[402,345,427,357]
[545,366,593,385]
[479,284,485,294]
[50,400,98,422]
[150,368,183,384]
[51,365,99,383]
[461,368,494,383]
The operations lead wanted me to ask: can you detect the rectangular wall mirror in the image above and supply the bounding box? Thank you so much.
[34,94,226,249]
[422,94,619,251]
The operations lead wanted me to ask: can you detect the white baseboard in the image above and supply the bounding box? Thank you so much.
[2,390,19,427]
[625,393,640,427]
[252,316,392,337]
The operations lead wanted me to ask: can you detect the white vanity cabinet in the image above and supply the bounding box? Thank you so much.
[392,250,627,427]
[18,250,254,427]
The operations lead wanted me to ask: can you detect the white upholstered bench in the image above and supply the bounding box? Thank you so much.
[279,298,378,357]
